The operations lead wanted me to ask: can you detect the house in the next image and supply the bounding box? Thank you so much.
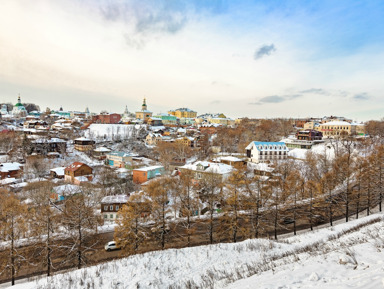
[175,136,196,147]
[50,167,66,179]
[246,141,289,163]
[74,137,95,152]
[152,113,178,125]
[319,121,356,138]
[101,195,129,222]
[51,184,81,202]
[64,162,93,184]
[168,108,197,119]
[92,113,121,124]
[93,147,111,160]
[106,151,133,169]
[30,138,67,156]
[147,117,163,127]
[296,129,323,141]
[179,161,234,183]
[0,162,23,180]
[211,156,246,169]
[145,133,163,146]
[133,165,165,184]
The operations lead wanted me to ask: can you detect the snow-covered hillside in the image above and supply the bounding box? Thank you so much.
[8,214,384,289]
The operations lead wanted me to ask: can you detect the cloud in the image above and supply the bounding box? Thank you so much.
[210,100,221,105]
[250,94,302,105]
[254,44,276,60]
[353,93,369,100]
[300,88,328,95]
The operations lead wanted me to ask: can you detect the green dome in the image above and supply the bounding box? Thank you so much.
[15,103,23,107]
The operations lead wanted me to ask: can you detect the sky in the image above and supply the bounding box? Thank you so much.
[1,0,384,121]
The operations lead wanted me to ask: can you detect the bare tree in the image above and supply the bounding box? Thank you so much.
[0,190,29,285]
[114,192,150,255]
[61,191,99,269]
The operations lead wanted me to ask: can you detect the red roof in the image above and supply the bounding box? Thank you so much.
[65,162,89,172]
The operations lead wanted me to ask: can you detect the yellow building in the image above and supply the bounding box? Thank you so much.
[136,98,152,122]
[168,108,197,119]
[320,121,356,138]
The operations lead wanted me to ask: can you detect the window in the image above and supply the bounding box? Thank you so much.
[110,205,113,210]
[104,214,107,219]
[116,205,119,211]
[110,214,113,219]
[104,206,108,211]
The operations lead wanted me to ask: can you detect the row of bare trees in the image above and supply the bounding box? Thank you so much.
[115,141,384,255]
[0,182,100,285]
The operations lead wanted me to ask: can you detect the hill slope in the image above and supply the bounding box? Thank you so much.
[8,214,384,289]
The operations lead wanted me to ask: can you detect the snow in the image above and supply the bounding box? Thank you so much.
[0,162,22,172]
[101,195,129,204]
[7,213,384,289]
[321,121,353,126]
[288,142,335,160]
[50,167,66,176]
[134,165,164,172]
[85,124,145,140]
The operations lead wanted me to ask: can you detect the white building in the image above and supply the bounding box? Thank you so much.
[180,161,234,182]
[246,141,289,163]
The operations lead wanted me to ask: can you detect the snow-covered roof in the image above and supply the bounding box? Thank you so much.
[107,151,133,158]
[246,141,288,151]
[65,162,90,172]
[134,165,164,172]
[53,184,81,195]
[213,156,243,162]
[50,167,66,176]
[320,121,353,126]
[32,138,66,143]
[74,137,93,141]
[0,177,17,185]
[101,194,129,204]
[94,147,111,152]
[181,161,233,175]
[0,162,22,172]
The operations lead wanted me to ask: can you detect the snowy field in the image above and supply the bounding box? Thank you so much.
[85,124,145,141]
[7,213,384,289]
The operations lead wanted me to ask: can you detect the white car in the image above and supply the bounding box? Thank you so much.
[104,241,119,251]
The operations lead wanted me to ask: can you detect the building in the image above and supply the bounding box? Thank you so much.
[106,151,133,169]
[92,113,121,124]
[74,137,95,152]
[152,113,178,125]
[135,98,153,122]
[179,161,234,183]
[101,195,129,222]
[30,138,67,156]
[133,165,165,184]
[12,95,28,117]
[0,162,23,180]
[168,108,197,119]
[211,156,246,170]
[50,167,66,179]
[319,121,356,138]
[175,136,196,147]
[296,130,323,141]
[64,162,93,184]
[147,117,163,126]
[145,133,163,146]
[246,141,289,163]
[93,147,111,160]
[51,184,81,202]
